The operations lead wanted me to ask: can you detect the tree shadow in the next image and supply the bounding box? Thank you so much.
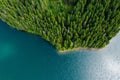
[0,21,86,80]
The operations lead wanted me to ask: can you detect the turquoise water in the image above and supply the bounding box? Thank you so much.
[0,21,120,80]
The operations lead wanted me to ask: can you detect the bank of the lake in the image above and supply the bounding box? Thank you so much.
[59,47,102,54]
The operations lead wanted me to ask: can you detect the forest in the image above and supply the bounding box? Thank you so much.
[0,0,120,51]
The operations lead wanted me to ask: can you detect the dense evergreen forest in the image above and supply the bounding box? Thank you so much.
[0,0,120,51]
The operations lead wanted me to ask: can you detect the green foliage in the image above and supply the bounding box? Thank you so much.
[0,0,120,51]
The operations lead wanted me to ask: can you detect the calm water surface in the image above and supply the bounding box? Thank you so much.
[0,21,120,80]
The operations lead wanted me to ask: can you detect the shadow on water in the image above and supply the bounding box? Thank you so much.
[0,21,88,80]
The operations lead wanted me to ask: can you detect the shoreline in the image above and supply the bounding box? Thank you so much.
[58,32,119,54]
[58,47,104,54]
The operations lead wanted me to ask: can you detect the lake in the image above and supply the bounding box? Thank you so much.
[0,21,120,80]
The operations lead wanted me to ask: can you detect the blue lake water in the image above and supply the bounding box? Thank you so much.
[0,21,120,80]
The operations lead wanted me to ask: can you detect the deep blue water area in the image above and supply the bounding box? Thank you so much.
[0,21,120,80]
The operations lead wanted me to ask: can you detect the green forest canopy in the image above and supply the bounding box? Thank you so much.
[0,0,120,51]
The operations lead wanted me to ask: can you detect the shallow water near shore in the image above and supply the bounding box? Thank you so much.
[0,21,120,80]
